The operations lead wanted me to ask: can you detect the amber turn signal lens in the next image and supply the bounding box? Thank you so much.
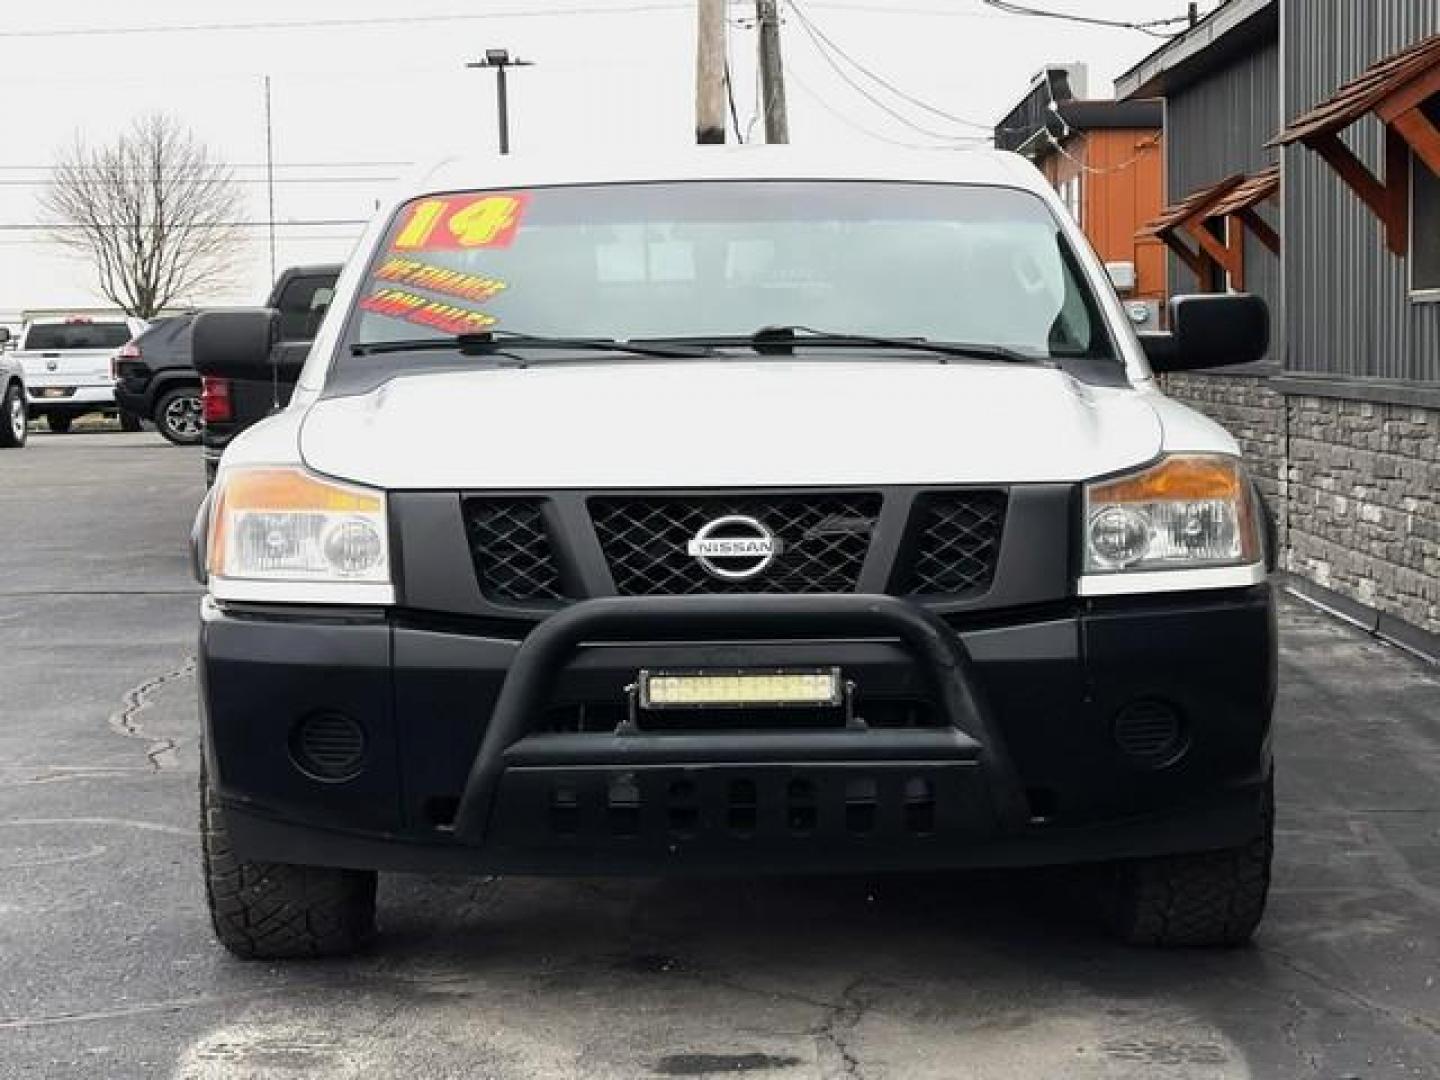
[1088,455,1243,504]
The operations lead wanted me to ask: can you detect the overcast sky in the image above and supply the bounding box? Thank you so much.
[0,0,1219,318]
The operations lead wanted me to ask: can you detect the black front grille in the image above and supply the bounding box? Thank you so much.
[901,491,1006,598]
[590,494,882,595]
[462,498,567,602]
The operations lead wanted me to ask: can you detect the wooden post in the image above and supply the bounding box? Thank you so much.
[1383,125,1411,256]
[695,0,727,144]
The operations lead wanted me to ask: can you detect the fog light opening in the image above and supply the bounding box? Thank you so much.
[1112,699,1188,768]
[288,712,366,782]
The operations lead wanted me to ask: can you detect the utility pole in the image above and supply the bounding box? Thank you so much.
[695,0,727,143]
[467,49,534,155]
[262,75,277,284]
[756,0,789,143]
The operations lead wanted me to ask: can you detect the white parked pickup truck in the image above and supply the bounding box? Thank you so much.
[14,316,147,433]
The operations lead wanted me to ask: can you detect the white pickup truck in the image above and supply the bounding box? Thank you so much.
[14,316,147,433]
[191,147,1277,958]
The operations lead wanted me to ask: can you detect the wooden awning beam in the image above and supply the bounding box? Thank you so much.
[1304,128,1411,255]
[1155,229,1210,281]
[1184,221,1246,291]
[1390,104,1440,177]
[1238,207,1281,254]
[1273,39,1440,258]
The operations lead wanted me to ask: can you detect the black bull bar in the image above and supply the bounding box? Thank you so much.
[451,595,1032,846]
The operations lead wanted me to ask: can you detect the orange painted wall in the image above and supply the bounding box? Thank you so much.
[1040,129,1167,305]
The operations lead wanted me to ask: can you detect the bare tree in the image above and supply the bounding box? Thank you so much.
[41,114,244,318]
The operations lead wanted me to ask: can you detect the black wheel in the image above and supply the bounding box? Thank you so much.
[155,386,203,445]
[119,409,144,433]
[46,413,73,434]
[201,760,377,959]
[1103,776,1272,947]
[0,383,26,448]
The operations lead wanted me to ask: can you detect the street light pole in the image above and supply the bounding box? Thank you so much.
[495,64,510,155]
[466,48,534,155]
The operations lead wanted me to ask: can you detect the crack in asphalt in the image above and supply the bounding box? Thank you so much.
[1,765,157,787]
[0,993,268,1032]
[0,589,201,598]
[1259,944,1440,1039]
[0,817,194,836]
[107,656,196,770]
[810,978,871,1079]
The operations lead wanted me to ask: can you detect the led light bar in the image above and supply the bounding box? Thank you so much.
[639,668,843,710]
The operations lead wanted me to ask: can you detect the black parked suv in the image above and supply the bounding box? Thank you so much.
[201,265,340,483]
[114,315,203,445]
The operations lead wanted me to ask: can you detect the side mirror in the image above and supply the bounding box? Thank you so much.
[0,327,10,345]
[1140,294,1269,374]
[192,309,299,381]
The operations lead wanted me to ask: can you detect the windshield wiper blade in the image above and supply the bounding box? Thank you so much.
[633,327,1043,364]
[748,326,1041,363]
[350,332,713,360]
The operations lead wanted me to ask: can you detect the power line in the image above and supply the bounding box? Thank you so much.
[785,67,972,151]
[978,0,1191,38]
[0,176,398,187]
[1044,130,1162,175]
[0,160,409,171]
[785,0,992,132]
[0,219,370,231]
[724,61,745,142]
[0,4,692,39]
[722,4,745,143]
[784,1,989,144]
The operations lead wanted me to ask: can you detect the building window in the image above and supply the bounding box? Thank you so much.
[1414,154,1440,297]
[1411,96,1440,297]
[1058,177,1082,225]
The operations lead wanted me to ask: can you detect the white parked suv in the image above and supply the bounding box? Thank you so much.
[190,148,1276,959]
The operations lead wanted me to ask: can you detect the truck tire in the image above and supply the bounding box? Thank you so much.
[119,409,144,433]
[46,413,73,434]
[155,387,203,445]
[0,383,25,447]
[1103,776,1272,947]
[201,760,377,959]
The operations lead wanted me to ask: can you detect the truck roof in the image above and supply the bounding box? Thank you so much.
[23,315,138,326]
[403,146,1049,205]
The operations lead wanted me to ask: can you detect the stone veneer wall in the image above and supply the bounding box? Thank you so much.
[1160,373,1288,544]
[1160,373,1440,641]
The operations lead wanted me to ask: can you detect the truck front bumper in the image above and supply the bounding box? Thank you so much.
[201,587,1276,875]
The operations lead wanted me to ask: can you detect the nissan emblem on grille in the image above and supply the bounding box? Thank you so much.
[686,515,783,580]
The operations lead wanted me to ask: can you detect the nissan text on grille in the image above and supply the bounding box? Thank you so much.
[190,147,1277,958]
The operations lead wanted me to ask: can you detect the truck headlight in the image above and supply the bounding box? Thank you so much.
[1081,455,1264,593]
[207,467,393,604]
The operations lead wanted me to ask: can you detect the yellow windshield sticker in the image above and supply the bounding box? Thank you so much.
[375,258,507,304]
[392,193,528,251]
[359,288,497,335]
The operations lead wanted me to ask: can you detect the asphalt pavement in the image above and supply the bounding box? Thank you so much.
[1,431,1437,1079]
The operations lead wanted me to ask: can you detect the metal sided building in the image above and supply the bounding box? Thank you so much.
[1118,0,1440,658]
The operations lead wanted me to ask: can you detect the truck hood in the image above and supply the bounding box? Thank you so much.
[297,360,1163,490]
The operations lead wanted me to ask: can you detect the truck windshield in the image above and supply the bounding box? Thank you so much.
[346,181,1114,362]
[24,322,132,350]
